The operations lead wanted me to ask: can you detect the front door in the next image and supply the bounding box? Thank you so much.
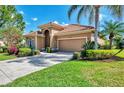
[44,30,50,48]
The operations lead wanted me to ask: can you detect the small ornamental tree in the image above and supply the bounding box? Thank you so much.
[0,27,23,47]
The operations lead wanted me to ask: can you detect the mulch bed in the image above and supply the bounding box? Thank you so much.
[79,56,124,62]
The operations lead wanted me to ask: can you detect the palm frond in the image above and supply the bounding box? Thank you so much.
[77,6,94,24]
[68,5,80,20]
[102,21,124,39]
[89,7,95,24]
[68,5,95,24]
[106,5,124,19]
[77,6,86,23]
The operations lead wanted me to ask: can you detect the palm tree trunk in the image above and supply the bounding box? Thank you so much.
[109,38,113,49]
[94,7,100,50]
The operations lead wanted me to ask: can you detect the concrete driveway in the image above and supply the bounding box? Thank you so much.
[0,52,73,85]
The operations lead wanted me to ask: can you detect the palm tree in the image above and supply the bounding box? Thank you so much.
[68,5,124,49]
[101,20,124,49]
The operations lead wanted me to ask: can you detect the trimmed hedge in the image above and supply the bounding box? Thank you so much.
[18,48,32,57]
[18,48,41,57]
[81,50,117,60]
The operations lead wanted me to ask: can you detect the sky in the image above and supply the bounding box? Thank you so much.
[16,5,119,34]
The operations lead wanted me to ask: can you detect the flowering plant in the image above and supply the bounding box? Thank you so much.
[8,46,19,55]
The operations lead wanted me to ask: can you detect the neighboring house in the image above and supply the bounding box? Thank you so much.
[24,22,104,51]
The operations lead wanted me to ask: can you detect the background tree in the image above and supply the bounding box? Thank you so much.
[0,5,25,47]
[101,21,124,49]
[68,5,124,49]
[0,5,25,31]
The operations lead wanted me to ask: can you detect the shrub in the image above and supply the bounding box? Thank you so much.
[0,46,7,53]
[0,48,3,53]
[72,52,81,60]
[18,48,32,57]
[101,44,110,49]
[82,50,116,60]
[33,50,41,55]
[83,41,98,50]
[119,39,124,49]
[81,50,87,58]
[7,46,19,55]
[46,47,52,53]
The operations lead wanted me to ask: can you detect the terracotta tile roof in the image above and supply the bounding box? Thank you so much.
[62,24,95,32]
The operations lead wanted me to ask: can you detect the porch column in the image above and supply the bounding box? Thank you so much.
[50,33,53,48]
[35,32,38,49]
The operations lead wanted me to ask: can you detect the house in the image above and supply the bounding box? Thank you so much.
[24,22,104,51]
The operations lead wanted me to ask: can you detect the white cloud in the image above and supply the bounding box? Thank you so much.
[99,14,106,21]
[62,22,65,25]
[53,21,59,24]
[31,18,38,21]
[62,22,69,26]
[26,22,30,25]
[53,21,69,26]
[64,24,69,26]
[19,11,24,15]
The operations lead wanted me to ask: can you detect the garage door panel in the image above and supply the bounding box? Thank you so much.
[59,38,86,51]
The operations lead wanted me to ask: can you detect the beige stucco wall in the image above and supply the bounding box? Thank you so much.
[56,32,92,40]
[91,33,105,45]
[25,29,93,51]
[50,29,60,48]
[37,36,44,49]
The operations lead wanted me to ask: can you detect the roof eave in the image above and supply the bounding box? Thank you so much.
[54,29,95,36]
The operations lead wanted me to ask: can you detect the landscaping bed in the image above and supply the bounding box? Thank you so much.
[73,49,124,60]
[0,47,41,61]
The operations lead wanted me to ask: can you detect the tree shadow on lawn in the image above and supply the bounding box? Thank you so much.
[110,56,124,61]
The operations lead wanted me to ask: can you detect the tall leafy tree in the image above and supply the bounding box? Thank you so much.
[0,5,25,31]
[68,5,124,49]
[101,21,124,49]
[0,5,25,47]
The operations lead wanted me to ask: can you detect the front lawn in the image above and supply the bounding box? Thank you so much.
[3,60,124,87]
[0,53,16,61]
[116,50,124,58]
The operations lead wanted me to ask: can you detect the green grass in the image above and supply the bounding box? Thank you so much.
[3,60,124,87]
[0,53,16,61]
[1,49,124,87]
[116,50,124,58]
